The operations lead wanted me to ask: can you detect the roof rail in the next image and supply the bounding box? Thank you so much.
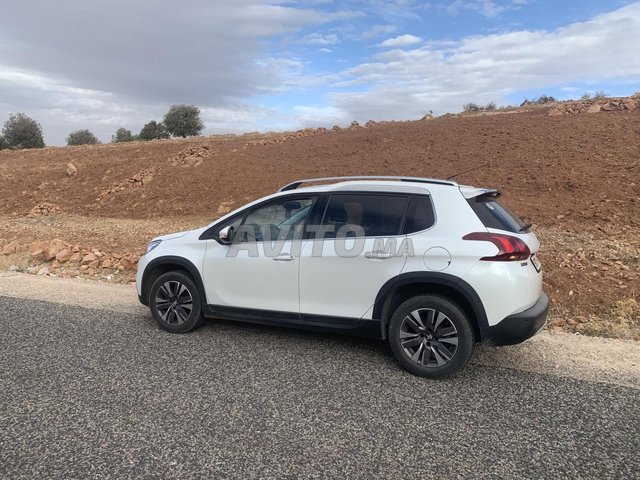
[278,176,457,192]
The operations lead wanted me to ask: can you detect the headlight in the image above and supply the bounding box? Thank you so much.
[146,240,162,254]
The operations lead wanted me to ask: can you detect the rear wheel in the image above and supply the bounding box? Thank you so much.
[149,271,204,333]
[389,295,474,379]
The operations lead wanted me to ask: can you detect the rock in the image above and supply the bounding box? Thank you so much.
[8,265,19,272]
[66,163,78,176]
[29,240,45,254]
[80,265,89,271]
[2,240,19,255]
[586,103,602,114]
[69,252,82,263]
[101,259,113,269]
[88,260,100,269]
[349,120,361,128]
[56,249,70,262]
[37,267,49,276]
[82,253,97,264]
[548,107,563,116]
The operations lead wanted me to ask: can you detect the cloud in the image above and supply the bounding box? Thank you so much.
[445,0,530,18]
[318,48,333,53]
[0,0,352,144]
[379,34,423,48]
[355,24,398,40]
[300,32,340,45]
[331,2,640,120]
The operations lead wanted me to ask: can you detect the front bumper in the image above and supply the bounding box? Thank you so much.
[481,293,549,346]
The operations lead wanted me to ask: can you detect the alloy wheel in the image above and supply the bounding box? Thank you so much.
[155,280,194,325]
[399,308,459,367]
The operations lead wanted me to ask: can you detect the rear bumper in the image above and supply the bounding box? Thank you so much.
[481,293,549,346]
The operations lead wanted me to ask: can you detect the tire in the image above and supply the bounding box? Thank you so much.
[149,271,204,333]
[388,295,474,379]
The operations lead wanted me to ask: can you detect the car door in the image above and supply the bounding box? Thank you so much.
[202,194,318,313]
[298,192,410,319]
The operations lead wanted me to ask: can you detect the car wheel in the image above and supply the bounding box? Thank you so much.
[149,271,204,333]
[389,295,474,379]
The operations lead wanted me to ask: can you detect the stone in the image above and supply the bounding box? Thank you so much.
[66,163,78,176]
[547,107,563,116]
[88,260,100,269]
[82,253,97,264]
[2,240,19,255]
[586,103,602,114]
[37,267,49,276]
[29,240,45,254]
[8,265,19,272]
[69,252,82,263]
[101,259,113,269]
[56,249,71,262]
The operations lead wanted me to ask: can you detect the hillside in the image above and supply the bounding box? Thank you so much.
[1,101,639,338]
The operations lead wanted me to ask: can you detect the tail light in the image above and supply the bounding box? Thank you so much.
[463,232,530,261]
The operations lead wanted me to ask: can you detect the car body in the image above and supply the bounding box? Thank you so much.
[137,176,549,378]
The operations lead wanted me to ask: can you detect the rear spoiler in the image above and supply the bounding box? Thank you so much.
[460,188,501,200]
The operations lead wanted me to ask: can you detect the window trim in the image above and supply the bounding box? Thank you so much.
[203,193,320,244]
[318,191,412,239]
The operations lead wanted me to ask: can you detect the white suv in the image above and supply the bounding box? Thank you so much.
[136,176,548,378]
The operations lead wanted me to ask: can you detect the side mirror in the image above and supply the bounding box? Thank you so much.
[218,225,235,244]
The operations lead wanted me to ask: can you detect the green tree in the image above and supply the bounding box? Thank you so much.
[0,135,7,150]
[67,129,100,146]
[138,120,169,140]
[163,104,204,138]
[112,127,133,143]
[2,113,45,149]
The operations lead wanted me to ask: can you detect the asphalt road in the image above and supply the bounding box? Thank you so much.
[1,296,638,479]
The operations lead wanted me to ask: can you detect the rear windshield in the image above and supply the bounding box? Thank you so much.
[467,195,528,233]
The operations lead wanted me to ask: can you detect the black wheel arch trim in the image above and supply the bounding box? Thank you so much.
[140,256,207,306]
[373,271,489,340]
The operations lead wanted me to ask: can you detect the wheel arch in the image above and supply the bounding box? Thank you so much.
[374,272,488,341]
[141,256,206,306]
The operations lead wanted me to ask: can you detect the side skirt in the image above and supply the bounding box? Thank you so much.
[202,304,383,339]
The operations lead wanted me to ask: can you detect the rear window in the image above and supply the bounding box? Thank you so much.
[467,195,528,233]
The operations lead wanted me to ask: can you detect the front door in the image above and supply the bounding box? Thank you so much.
[202,195,317,313]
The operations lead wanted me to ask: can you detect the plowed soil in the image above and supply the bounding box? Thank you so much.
[1,106,639,338]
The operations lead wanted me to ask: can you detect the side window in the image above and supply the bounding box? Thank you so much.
[240,196,316,242]
[403,195,435,234]
[321,194,408,237]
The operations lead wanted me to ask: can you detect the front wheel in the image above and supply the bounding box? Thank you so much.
[149,271,204,333]
[389,295,474,379]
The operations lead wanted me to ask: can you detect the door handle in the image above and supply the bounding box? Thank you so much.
[365,251,394,259]
[273,253,295,261]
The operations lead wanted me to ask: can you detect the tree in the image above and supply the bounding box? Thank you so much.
[112,127,133,143]
[2,113,45,149]
[67,129,100,146]
[163,104,204,138]
[0,135,7,150]
[138,120,169,140]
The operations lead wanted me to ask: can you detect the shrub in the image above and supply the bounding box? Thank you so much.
[484,102,496,110]
[580,92,592,100]
[163,104,204,138]
[112,127,133,143]
[593,90,608,99]
[67,129,100,146]
[2,113,45,149]
[535,95,556,104]
[0,135,7,150]
[139,121,170,140]
[463,102,480,112]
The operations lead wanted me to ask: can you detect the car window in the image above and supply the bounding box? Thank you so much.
[321,193,408,237]
[467,195,527,233]
[403,195,435,234]
[240,197,316,242]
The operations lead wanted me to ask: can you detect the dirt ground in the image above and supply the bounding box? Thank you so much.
[1,103,638,339]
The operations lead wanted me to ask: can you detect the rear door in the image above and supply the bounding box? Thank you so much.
[298,192,409,319]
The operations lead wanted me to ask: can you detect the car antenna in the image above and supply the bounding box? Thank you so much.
[446,162,490,181]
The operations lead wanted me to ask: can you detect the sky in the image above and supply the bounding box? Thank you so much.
[1,0,639,146]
